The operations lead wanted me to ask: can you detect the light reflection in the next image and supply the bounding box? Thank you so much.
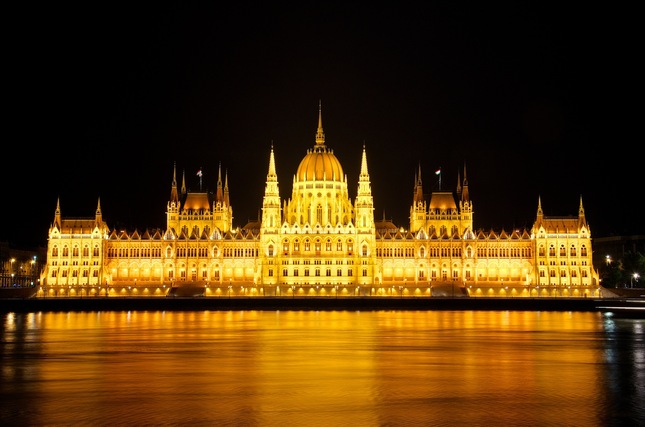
[1,310,641,425]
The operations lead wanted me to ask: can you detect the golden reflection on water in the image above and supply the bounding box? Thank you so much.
[1,310,625,426]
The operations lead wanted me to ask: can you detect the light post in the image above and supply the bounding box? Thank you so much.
[631,273,640,288]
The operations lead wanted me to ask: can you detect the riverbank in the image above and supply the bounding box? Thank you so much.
[3,296,643,313]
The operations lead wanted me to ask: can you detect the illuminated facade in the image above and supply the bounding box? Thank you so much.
[40,106,600,298]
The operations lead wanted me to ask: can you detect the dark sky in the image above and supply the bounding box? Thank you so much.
[3,4,640,248]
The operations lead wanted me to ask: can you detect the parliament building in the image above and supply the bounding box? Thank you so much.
[39,106,600,298]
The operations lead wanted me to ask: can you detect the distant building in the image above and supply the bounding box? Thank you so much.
[593,235,645,268]
[0,242,45,288]
[39,105,600,298]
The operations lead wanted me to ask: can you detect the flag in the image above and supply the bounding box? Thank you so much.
[197,169,203,177]
[435,168,441,175]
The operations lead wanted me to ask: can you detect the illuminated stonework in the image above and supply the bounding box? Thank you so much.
[39,105,600,298]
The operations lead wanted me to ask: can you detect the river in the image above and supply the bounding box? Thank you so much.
[1,310,643,426]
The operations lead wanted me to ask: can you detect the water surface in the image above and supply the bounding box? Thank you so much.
[2,310,643,426]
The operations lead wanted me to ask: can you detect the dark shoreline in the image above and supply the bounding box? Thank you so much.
[2,296,643,313]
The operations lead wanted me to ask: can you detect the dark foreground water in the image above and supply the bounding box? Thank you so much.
[1,310,643,426]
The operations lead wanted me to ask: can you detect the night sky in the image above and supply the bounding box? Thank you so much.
[3,4,639,248]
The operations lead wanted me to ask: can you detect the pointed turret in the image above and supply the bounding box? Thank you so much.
[410,165,427,232]
[169,162,179,206]
[95,198,102,226]
[224,171,230,207]
[166,162,181,233]
[414,164,424,204]
[315,100,325,146]
[461,163,469,202]
[355,143,374,231]
[458,163,473,234]
[54,197,62,229]
[534,196,544,231]
[216,162,224,203]
[261,143,282,230]
[578,195,587,229]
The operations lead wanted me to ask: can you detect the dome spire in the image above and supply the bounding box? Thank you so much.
[315,99,325,146]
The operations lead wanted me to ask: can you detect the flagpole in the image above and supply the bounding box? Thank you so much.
[197,168,203,191]
[435,167,441,191]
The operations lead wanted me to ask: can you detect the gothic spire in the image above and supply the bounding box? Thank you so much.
[315,100,325,146]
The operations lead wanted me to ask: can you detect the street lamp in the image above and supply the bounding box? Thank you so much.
[631,273,640,288]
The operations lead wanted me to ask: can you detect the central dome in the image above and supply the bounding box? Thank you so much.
[295,102,344,182]
[296,145,344,182]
